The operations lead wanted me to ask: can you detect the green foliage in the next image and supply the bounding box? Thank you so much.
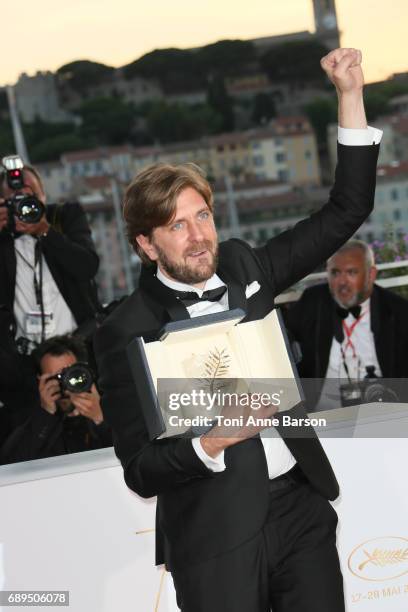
[0,120,15,158]
[57,60,114,93]
[195,40,256,76]
[304,96,337,144]
[22,119,86,162]
[0,90,8,111]
[123,48,197,81]
[371,226,408,264]
[207,76,234,131]
[146,102,222,143]
[371,226,408,299]
[30,134,86,162]
[124,40,256,83]
[261,40,329,84]
[364,81,408,120]
[252,93,276,124]
[364,91,390,121]
[77,97,136,145]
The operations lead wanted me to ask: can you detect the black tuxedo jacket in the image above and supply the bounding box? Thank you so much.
[0,201,100,328]
[95,143,380,571]
[285,282,408,383]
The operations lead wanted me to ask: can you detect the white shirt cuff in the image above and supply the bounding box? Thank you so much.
[338,126,382,146]
[192,437,226,472]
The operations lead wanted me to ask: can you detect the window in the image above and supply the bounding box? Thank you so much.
[253,155,264,167]
[393,209,401,221]
[278,169,288,182]
[391,188,399,201]
[305,150,312,159]
[276,152,286,163]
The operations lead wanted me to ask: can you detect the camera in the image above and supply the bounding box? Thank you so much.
[48,362,94,394]
[1,155,45,227]
[340,366,398,407]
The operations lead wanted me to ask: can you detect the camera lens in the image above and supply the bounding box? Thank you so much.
[15,195,45,223]
[60,363,93,393]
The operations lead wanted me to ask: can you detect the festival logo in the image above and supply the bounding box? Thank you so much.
[348,537,408,582]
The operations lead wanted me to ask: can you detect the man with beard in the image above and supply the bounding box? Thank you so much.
[95,48,382,611]
[285,239,408,411]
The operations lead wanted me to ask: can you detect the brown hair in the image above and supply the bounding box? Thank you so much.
[0,164,45,197]
[123,162,214,265]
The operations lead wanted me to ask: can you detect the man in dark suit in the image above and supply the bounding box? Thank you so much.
[0,163,100,433]
[285,239,408,411]
[95,48,381,612]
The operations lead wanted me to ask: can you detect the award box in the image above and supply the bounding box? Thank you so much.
[127,308,303,440]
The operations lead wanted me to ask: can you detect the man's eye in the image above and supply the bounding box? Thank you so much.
[199,211,209,220]
[171,222,183,231]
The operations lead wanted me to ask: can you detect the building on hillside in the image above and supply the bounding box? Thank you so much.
[13,72,74,123]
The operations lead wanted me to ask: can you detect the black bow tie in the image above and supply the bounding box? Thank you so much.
[336,305,362,320]
[172,285,227,307]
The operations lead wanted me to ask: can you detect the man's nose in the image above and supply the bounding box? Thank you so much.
[336,272,349,283]
[188,222,205,242]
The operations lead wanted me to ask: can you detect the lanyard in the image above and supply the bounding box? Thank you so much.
[15,239,44,309]
[15,239,46,341]
[342,310,367,359]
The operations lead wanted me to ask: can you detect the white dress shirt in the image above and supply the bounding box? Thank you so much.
[316,296,383,411]
[14,234,77,343]
[156,267,297,478]
[326,297,382,381]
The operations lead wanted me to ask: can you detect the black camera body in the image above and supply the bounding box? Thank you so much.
[3,193,45,224]
[340,366,398,407]
[49,362,94,394]
[1,155,45,229]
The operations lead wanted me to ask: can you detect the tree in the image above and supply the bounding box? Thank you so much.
[252,93,276,125]
[146,102,222,143]
[123,48,198,81]
[57,60,114,93]
[261,40,329,85]
[77,97,136,145]
[195,40,257,77]
[30,134,87,163]
[0,120,15,159]
[207,76,234,131]
[364,92,390,122]
[304,97,337,145]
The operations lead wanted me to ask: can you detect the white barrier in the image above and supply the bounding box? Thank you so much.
[0,406,407,612]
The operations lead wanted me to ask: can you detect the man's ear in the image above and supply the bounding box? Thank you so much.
[370,266,378,284]
[136,234,158,262]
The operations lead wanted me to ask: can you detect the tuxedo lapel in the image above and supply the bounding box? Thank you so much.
[217,268,247,315]
[139,266,190,322]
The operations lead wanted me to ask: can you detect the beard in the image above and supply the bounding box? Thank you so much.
[332,280,369,309]
[153,239,218,285]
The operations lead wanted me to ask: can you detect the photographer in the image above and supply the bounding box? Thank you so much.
[0,157,101,434]
[0,335,112,464]
[0,157,100,346]
[285,240,408,410]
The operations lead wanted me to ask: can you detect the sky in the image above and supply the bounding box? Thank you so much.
[1,0,407,87]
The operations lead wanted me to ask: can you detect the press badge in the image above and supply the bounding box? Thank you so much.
[25,311,54,335]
